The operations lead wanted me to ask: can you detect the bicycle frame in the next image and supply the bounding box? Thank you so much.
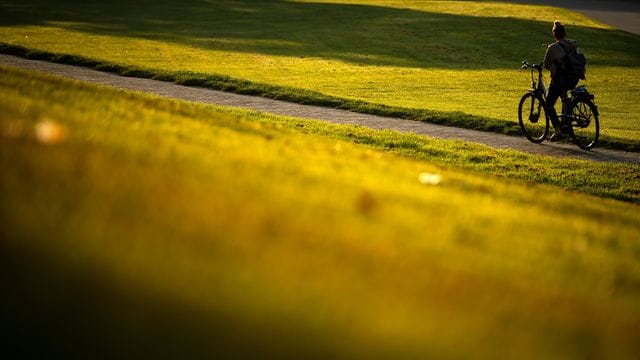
[560,86,599,125]
[520,61,548,130]
[522,61,547,101]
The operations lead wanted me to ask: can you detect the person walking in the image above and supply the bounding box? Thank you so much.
[543,20,580,141]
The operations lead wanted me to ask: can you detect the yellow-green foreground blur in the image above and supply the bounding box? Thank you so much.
[1,66,639,358]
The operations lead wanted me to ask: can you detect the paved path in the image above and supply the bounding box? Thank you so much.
[513,0,640,35]
[1,54,639,164]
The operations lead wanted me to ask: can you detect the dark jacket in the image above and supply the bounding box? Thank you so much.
[544,38,577,80]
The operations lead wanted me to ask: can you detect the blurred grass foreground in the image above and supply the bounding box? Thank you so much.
[2,64,640,358]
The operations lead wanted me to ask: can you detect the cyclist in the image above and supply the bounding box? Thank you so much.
[543,21,579,141]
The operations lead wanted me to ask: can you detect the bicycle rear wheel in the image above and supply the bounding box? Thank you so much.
[518,92,549,143]
[568,99,599,150]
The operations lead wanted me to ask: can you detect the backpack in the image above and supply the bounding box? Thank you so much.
[559,42,586,80]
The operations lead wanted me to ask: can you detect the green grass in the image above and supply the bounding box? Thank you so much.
[1,0,639,150]
[2,65,640,359]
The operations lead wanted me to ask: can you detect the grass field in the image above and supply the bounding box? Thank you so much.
[1,0,639,150]
[2,65,640,358]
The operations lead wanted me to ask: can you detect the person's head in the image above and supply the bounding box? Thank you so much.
[553,20,566,40]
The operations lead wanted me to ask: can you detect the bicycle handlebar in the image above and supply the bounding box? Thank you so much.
[520,60,542,70]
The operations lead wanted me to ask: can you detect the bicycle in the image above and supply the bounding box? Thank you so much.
[518,61,600,150]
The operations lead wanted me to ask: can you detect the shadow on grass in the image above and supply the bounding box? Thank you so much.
[0,238,352,359]
[0,0,638,69]
[1,0,639,150]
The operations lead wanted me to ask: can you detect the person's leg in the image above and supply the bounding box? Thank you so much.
[546,80,563,132]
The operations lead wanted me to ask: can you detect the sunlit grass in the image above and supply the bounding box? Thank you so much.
[0,0,638,149]
[2,65,640,358]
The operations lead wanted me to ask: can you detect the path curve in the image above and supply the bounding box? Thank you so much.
[1,54,639,164]
[512,0,640,35]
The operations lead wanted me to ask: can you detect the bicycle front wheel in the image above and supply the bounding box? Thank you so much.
[518,92,549,143]
[568,99,599,150]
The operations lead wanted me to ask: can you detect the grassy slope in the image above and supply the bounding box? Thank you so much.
[2,66,640,358]
[0,0,639,150]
